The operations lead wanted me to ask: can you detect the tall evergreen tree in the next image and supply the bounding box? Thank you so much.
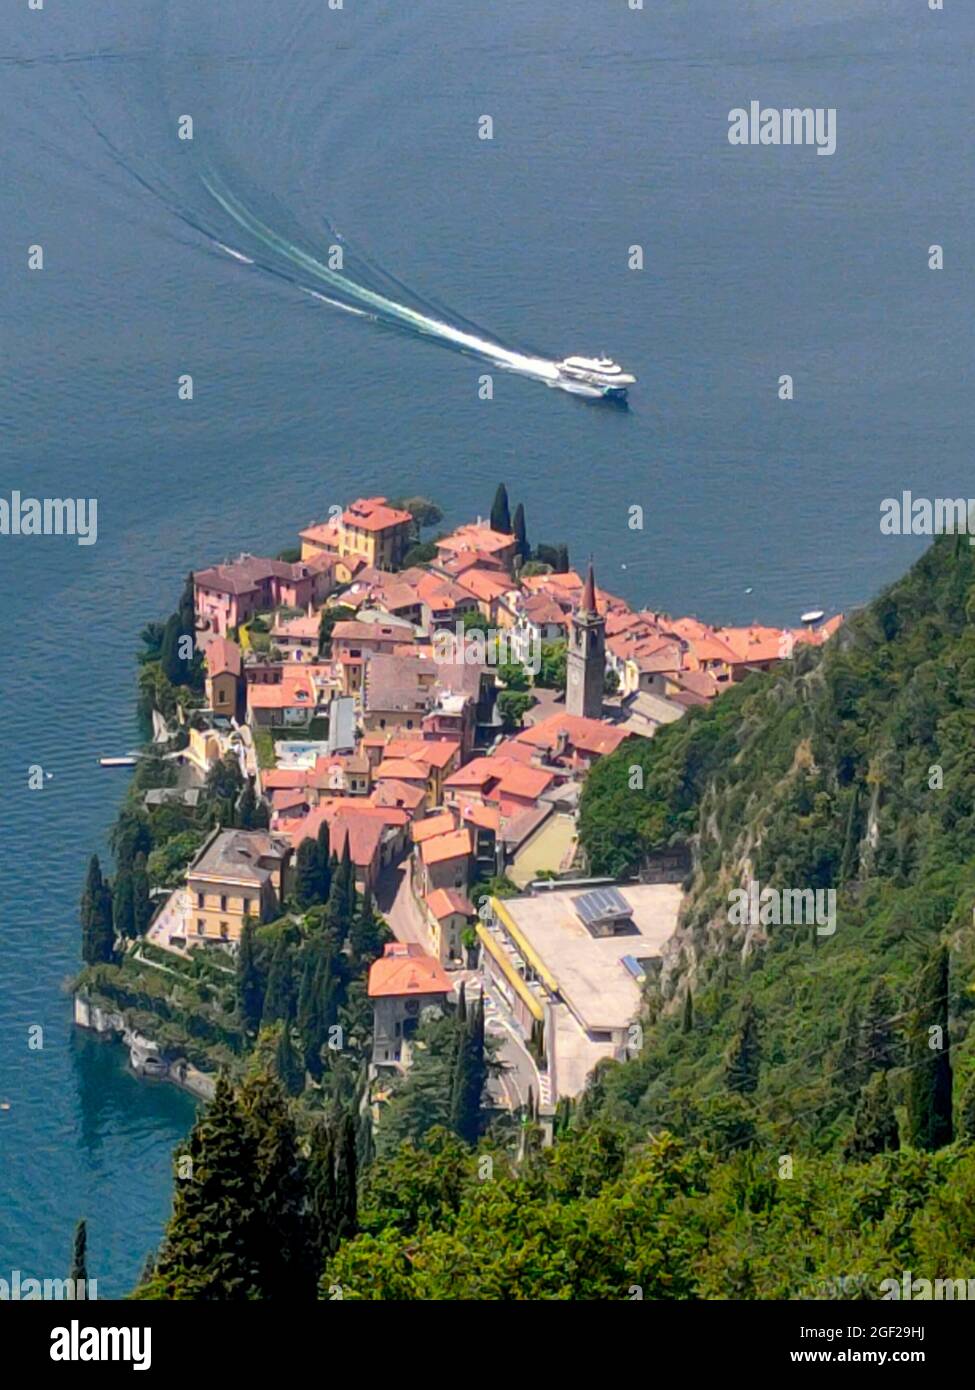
[490,483,511,535]
[307,1122,338,1260]
[159,611,187,687]
[146,1073,263,1299]
[350,889,384,966]
[274,1022,305,1098]
[316,822,332,901]
[512,502,529,561]
[262,934,295,1028]
[325,846,355,940]
[113,867,136,939]
[450,995,486,1144]
[334,1113,359,1247]
[295,837,322,909]
[857,979,896,1076]
[132,853,153,937]
[69,1219,88,1298]
[724,997,761,1096]
[81,855,115,965]
[237,779,258,830]
[906,945,953,1151]
[682,988,694,1034]
[238,1072,312,1296]
[297,937,340,1080]
[845,1072,899,1160]
[236,918,264,1032]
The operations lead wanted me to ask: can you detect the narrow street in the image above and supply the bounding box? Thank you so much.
[375,856,543,1112]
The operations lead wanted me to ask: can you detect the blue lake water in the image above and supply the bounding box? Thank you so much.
[1,0,972,1294]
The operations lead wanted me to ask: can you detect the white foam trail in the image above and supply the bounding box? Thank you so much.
[301,287,375,319]
[203,177,562,385]
[214,241,255,265]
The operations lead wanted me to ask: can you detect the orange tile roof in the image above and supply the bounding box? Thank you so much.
[206,637,242,678]
[247,674,315,709]
[300,520,342,548]
[443,757,496,790]
[514,713,629,759]
[455,568,514,603]
[386,737,459,770]
[412,812,458,843]
[437,524,515,557]
[368,942,452,998]
[459,802,501,832]
[425,888,475,920]
[342,496,413,532]
[420,827,472,866]
[370,779,427,813]
[375,758,429,782]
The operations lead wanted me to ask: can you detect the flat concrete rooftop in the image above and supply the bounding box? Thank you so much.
[499,883,682,1034]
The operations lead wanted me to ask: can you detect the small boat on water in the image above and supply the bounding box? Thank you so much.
[800,609,825,626]
[99,756,138,768]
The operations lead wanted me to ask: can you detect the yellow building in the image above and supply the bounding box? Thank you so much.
[300,496,413,572]
[184,828,292,944]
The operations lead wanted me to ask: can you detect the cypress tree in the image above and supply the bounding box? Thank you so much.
[857,979,896,1076]
[159,612,186,687]
[450,995,486,1144]
[274,1023,305,1098]
[681,988,694,1034]
[342,840,357,921]
[334,1113,358,1247]
[295,837,322,909]
[81,855,115,965]
[845,1072,899,1161]
[262,934,294,1028]
[512,502,529,561]
[236,918,264,1031]
[307,1122,338,1260]
[69,1219,88,1298]
[350,889,383,966]
[113,867,136,939]
[237,780,258,830]
[839,785,861,883]
[555,543,570,573]
[316,822,331,901]
[297,937,338,1080]
[132,854,153,937]
[906,945,953,1151]
[149,1073,263,1299]
[325,847,354,940]
[490,483,511,535]
[724,996,761,1096]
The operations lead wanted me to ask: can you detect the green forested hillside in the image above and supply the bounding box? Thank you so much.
[578,534,975,1150]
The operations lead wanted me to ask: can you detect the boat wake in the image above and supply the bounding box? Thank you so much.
[200,172,564,390]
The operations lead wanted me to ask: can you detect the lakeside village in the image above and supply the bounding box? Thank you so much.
[74,488,841,1140]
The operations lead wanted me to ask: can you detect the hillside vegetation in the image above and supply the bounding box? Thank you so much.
[578,534,975,1150]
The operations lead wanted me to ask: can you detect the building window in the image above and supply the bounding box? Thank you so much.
[197,919,205,934]
[220,922,228,938]
[196,893,204,909]
[220,895,227,912]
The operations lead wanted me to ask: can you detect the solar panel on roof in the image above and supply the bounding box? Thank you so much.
[573,886,633,924]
